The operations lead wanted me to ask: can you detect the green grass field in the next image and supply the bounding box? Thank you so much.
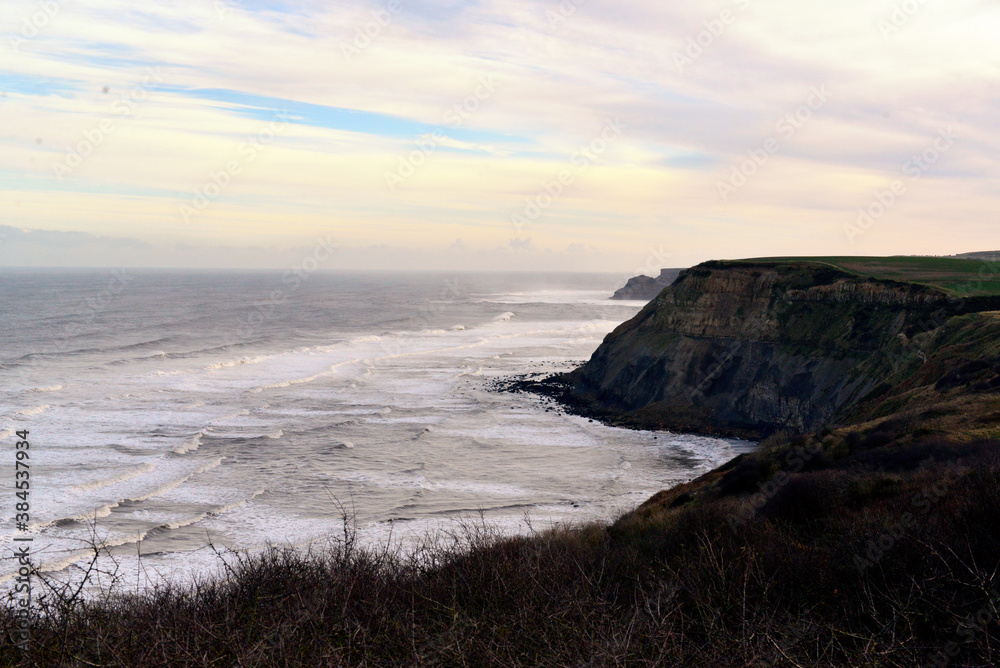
[741,255,1000,296]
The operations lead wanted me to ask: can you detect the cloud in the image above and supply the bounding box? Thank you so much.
[0,224,646,271]
[1,0,999,268]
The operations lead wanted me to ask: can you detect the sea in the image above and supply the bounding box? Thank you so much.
[0,269,753,592]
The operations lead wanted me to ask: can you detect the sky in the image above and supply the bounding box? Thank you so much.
[1,0,998,271]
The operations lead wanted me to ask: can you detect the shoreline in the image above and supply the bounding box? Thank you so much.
[492,371,769,441]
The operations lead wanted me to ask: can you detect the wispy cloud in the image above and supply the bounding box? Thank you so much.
[2,0,999,268]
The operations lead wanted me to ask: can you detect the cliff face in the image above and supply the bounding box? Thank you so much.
[611,268,682,301]
[569,261,994,438]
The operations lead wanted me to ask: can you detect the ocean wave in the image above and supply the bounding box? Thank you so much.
[159,342,244,359]
[14,404,50,417]
[72,463,157,491]
[115,457,226,509]
[35,457,227,532]
[147,496,267,537]
[208,488,267,516]
[1,549,93,583]
[5,336,176,366]
[350,335,384,344]
[209,409,251,423]
[250,368,338,393]
[27,384,63,393]
[173,432,204,455]
[1,488,267,582]
[205,355,271,370]
[231,429,286,442]
[107,350,168,366]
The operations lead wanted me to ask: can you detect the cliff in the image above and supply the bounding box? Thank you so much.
[610,268,682,300]
[564,260,1000,438]
[954,250,1000,261]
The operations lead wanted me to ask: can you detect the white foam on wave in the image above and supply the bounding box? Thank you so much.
[72,462,157,491]
[124,457,225,510]
[420,480,528,497]
[249,368,339,394]
[14,404,50,417]
[205,355,271,371]
[27,384,63,393]
[104,392,138,400]
[1,487,269,584]
[209,409,251,423]
[209,488,268,516]
[245,322,551,395]
[264,430,284,440]
[481,289,623,305]
[5,549,93,584]
[173,432,203,455]
[29,457,227,532]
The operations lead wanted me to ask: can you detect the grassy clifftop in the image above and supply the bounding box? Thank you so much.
[739,255,1000,296]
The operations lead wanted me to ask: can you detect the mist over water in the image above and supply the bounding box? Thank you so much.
[0,270,752,591]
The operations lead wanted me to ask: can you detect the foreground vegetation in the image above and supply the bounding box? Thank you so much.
[3,427,1000,666]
